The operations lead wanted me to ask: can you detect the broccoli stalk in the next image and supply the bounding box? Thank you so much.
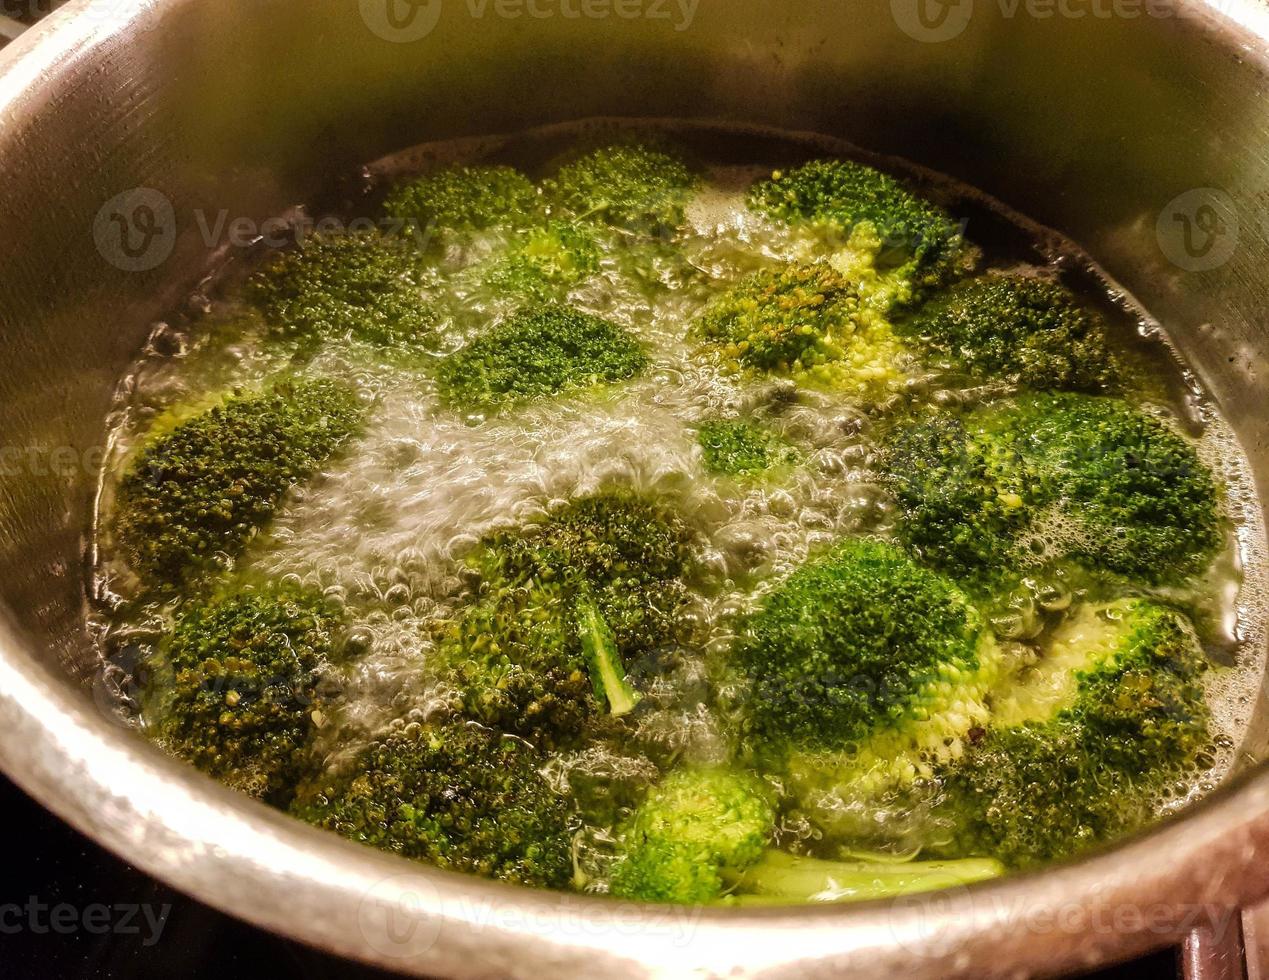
[724,851,1004,905]
[576,591,640,717]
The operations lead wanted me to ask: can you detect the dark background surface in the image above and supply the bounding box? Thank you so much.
[0,772,1179,979]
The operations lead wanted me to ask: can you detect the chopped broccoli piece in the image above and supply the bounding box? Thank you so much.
[436,490,695,747]
[114,379,364,586]
[899,274,1116,391]
[609,767,1004,905]
[940,599,1212,867]
[478,221,602,304]
[577,591,641,716]
[730,539,1003,844]
[697,419,799,477]
[881,394,1222,584]
[695,262,907,396]
[609,768,776,904]
[748,159,967,290]
[292,722,574,888]
[245,233,439,355]
[734,538,999,753]
[436,305,648,412]
[543,144,699,234]
[145,586,345,803]
[382,164,543,233]
[881,409,1038,579]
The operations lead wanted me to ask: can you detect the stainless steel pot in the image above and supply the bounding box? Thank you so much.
[4,1,1269,976]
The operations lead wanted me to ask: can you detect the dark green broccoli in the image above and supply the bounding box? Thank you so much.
[898,274,1116,391]
[880,409,1037,579]
[477,221,602,304]
[382,164,543,233]
[435,490,695,747]
[697,419,799,478]
[729,540,1003,845]
[940,599,1212,867]
[145,586,346,803]
[436,305,648,412]
[114,379,364,586]
[881,394,1222,584]
[292,722,575,888]
[1025,394,1222,580]
[609,767,1003,905]
[695,262,907,396]
[748,159,968,292]
[543,144,699,234]
[245,233,439,355]
[734,538,1000,753]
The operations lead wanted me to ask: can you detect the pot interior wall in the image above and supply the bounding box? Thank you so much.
[3,0,1269,756]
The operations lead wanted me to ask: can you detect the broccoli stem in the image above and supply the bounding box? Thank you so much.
[576,593,640,716]
[725,851,1004,904]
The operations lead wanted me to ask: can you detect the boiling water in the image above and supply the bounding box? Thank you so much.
[89,119,1269,866]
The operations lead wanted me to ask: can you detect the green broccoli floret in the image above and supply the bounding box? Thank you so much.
[939,599,1212,867]
[1025,394,1222,580]
[610,768,776,904]
[478,221,602,304]
[898,274,1116,391]
[695,262,907,396]
[609,767,1003,905]
[748,159,968,293]
[291,722,574,888]
[114,379,364,586]
[436,491,694,747]
[734,538,1000,755]
[382,164,543,233]
[881,394,1222,584]
[145,586,345,803]
[698,419,799,478]
[881,409,1037,579]
[543,144,699,234]
[245,233,439,355]
[436,305,648,412]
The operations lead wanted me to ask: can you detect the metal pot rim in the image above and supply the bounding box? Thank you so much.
[4,2,1269,976]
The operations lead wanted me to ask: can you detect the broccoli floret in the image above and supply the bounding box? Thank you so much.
[246,233,439,355]
[436,491,695,747]
[610,768,776,904]
[436,305,648,412]
[543,144,699,234]
[292,722,574,888]
[940,599,1212,867]
[735,538,1000,754]
[697,419,799,478]
[1025,394,1222,580]
[478,221,602,304]
[382,164,543,233]
[898,274,1116,391]
[881,409,1038,579]
[695,263,907,396]
[748,159,967,291]
[730,539,1002,845]
[881,394,1222,584]
[609,767,1004,905]
[114,379,364,586]
[145,586,345,803]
